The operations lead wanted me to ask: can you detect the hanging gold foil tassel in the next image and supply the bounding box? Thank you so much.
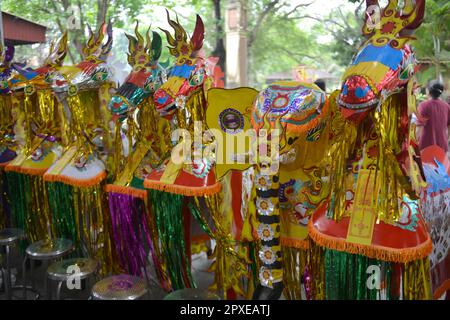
[73,184,120,276]
[403,258,432,300]
[282,246,307,300]
[308,241,325,300]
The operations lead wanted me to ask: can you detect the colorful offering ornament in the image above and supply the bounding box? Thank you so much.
[248,81,331,299]
[104,22,171,288]
[309,0,432,300]
[4,32,69,243]
[43,21,120,275]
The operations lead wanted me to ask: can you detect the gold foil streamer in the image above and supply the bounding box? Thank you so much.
[282,246,307,300]
[372,95,417,224]
[72,184,120,276]
[0,95,13,144]
[402,258,432,300]
[175,88,206,134]
[308,241,325,300]
[193,185,250,299]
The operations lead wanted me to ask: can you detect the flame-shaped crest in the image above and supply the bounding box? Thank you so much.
[363,0,425,49]
[82,20,114,62]
[43,31,68,67]
[125,21,162,70]
[159,9,205,65]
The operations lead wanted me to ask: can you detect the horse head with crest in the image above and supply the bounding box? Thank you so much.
[140,11,236,292]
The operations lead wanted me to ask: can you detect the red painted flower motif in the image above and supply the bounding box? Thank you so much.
[381,21,396,34]
[180,44,190,55]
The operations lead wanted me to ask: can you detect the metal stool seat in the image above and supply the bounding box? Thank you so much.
[164,288,221,300]
[22,238,74,299]
[0,229,25,245]
[25,238,73,260]
[47,258,99,300]
[0,228,25,299]
[91,274,147,300]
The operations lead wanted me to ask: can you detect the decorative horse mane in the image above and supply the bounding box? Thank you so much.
[362,0,425,49]
[125,22,162,71]
[83,20,113,62]
[159,9,204,66]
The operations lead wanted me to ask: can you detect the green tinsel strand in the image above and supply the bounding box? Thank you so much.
[325,249,394,300]
[47,181,79,254]
[5,172,30,252]
[149,190,195,290]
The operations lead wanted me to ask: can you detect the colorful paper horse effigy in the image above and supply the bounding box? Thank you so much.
[4,33,69,242]
[143,12,246,295]
[308,0,432,300]
[104,23,172,286]
[43,22,120,275]
[420,145,450,299]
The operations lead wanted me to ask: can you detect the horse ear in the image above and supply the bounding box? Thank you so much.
[190,14,204,53]
[151,31,162,61]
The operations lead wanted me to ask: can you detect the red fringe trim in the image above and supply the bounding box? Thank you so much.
[143,180,222,196]
[433,279,450,300]
[4,164,48,176]
[308,221,432,263]
[104,184,147,199]
[43,171,106,187]
[281,237,310,250]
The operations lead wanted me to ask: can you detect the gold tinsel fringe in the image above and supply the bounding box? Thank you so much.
[282,246,308,300]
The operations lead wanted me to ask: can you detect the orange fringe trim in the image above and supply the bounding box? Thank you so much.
[308,221,432,263]
[43,171,106,187]
[4,164,48,176]
[0,161,11,168]
[281,237,310,250]
[143,180,222,196]
[433,279,450,300]
[104,184,147,199]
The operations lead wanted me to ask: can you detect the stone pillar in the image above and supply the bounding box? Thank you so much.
[225,0,248,88]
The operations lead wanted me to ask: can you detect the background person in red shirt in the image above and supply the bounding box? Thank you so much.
[416,80,450,153]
